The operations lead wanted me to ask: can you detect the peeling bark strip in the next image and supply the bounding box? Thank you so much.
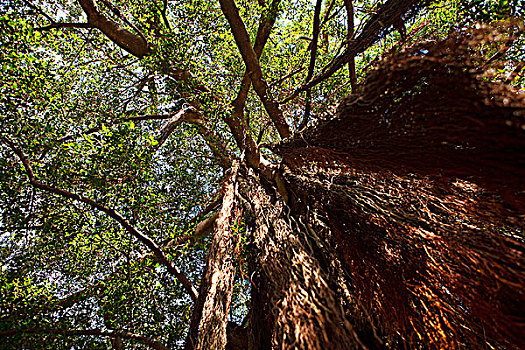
[77,0,150,57]
[240,170,363,349]
[185,163,241,350]
[218,0,291,139]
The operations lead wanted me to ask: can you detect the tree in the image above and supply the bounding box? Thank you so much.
[1,0,524,349]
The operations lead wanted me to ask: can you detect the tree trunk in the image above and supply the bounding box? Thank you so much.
[273,28,525,349]
[238,168,364,349]
[193,25,524,350]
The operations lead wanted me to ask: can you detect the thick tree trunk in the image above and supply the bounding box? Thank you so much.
[238,168,363,349]
[275,27,525,349]
[193,24,524,350]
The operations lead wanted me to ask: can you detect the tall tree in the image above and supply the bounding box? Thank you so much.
[1,0,524,349]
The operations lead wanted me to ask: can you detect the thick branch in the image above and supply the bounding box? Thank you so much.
[2,138,198,302]
[0,328,170,350]
[225,0,281,168]
[185,164,240,350]
[219,0,291,139]
[77,0,150,57]
[227,0,281,168]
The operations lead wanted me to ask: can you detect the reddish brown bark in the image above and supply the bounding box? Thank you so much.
[275,27,525,348]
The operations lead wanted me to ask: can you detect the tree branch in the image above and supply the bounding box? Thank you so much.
[163,193,223,250]
[155,107,233,169]
[0,328,170,350]
[284,0,420,101]
[21,0,55,23]
[1,137,198,302]
[299,0,323,130]
[98,0,149,44]
[77,0,150,57]
[218,0,291,139]
[165,212,220,251]
[227,0,281,168]
[343,0,357,90]
[36,22,95,31]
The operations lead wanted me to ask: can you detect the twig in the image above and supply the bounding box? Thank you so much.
[299,0,323,130]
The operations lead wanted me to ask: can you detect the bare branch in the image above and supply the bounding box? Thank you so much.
[166,212,220,251]
[269,67,305,88]
[0,328,170,350]
[1,137,198,302]
[343,0,358,90]
[163,194,223,250]
[227,0,281,168]
[122,113,172,122]
[21,0,55,23]
[154,107,233,169]
[218,0,291,139]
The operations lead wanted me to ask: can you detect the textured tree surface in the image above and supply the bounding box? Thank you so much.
[1,1,524,349]
[194,28,525,347]
[275,26,525,349]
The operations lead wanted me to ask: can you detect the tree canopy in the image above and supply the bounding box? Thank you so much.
[1,0,524,349]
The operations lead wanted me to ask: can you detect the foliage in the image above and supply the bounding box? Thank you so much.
[0,0,523,349]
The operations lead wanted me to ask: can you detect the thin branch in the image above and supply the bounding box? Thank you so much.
[269,67,306,88]
[155,107,233,169]
[1,137,198,302]
[320,0,337,29]
[283,0,420,102]
[122,113,172,122]
[505,61,525,84]
[299,0,323,130]
[218,0,291,139]
[0,328,170,350]
[21,0,55,23]
[38,113,169,161]
[36,22,95,31]
[160,0,172,31]
[343,0,358,90]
